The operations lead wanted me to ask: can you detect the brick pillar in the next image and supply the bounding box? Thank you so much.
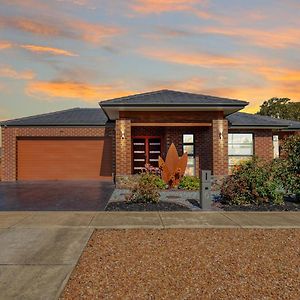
[212,119,228,176]
[1,127,17,181]
[115,119,132,176]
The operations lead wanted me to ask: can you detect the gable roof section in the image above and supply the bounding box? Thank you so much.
[0,108,108,126]
[100,89,248,106]
[227,112,300,129]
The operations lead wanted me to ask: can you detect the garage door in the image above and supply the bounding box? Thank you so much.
[17,138,112,180]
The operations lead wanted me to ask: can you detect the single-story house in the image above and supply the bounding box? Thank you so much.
[1,89,300,183]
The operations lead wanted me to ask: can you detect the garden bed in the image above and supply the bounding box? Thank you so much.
[61,229,300,299]
[105,189,201,211]
[106,201,190,211]
[221,199,300,211]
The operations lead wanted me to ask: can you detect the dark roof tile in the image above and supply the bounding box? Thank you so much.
[100,89,248,106]
[0,108,108,126]
[227,112,300,129]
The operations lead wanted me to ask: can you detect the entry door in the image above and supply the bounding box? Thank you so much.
[132,137,161,173]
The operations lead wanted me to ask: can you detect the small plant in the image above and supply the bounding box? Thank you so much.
[126,173,160,203]
[178,176,200,191]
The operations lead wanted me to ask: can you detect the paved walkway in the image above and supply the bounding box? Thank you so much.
[0,211,300,300]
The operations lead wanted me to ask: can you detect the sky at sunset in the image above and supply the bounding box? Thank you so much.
[1,0,300,122]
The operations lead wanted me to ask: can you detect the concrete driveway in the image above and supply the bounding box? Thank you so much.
[0,181,115,211]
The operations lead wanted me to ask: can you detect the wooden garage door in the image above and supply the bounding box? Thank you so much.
[17,138,112,180]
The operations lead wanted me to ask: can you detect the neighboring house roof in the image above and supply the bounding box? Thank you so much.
[227,112,300,129]
[100,89,248,106]
[0,108,108,126]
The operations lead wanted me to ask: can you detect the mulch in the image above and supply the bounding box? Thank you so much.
[105,201,190,211]
[222,200,300,211]
[61,229,300,299]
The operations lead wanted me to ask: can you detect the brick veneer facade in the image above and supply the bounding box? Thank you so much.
[3,116,297,182]
[1,126,115,181]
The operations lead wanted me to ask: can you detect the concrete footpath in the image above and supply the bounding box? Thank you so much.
[0,211,299,300]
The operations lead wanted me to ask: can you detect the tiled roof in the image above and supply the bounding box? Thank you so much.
[0,108,108,126]
[100,89,248,106]
[1,107,300,130]
[227,112,300,129]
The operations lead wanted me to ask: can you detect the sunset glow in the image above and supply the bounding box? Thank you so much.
[0,0,299,120]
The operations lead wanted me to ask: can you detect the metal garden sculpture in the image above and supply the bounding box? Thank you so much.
[158,143,188,188]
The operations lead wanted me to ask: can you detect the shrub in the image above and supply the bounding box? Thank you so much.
[221,158,284,206]
[126,173,160,204]
[139,172,167,190]
[279,135,300,195]
[178,176,200,190]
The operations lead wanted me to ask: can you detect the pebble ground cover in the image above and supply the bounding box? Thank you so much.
[61,229,300,299]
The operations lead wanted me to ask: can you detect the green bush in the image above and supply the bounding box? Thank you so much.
[279,135,300,195]
[178,176,200,190]
[221,158,284,206]
[126,173,160,203]
[139,172,167,190]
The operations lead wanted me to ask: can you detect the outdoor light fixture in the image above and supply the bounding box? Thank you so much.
[219,131,223,139]
[121,130,125,139]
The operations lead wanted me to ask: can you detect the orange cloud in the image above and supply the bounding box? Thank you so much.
[201,86,300,113]
[0,40,13,50]
[139,48,263,68]
[0,16,123,44]
[131,0,198,14]
[20,45,78,56]
[0,65,35,80]
[198,27,300,48]
[73,20,123,44]
[26,80,132,102]
[257,67,300,82]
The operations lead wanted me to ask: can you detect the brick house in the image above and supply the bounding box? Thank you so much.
[1,90,300,182]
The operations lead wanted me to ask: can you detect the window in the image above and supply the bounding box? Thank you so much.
[228,133,253,173]
[273,135,279,158]
[183,134,195,176]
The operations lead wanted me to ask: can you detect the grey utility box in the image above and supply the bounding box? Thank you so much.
[199,170,212,210]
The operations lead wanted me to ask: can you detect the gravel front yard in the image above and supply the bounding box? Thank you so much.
[61,229,300,299]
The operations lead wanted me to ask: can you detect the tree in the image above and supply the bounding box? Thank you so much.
[257,97,300,121]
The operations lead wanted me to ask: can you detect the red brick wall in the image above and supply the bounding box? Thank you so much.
[120,111,223,122]
[1,126,115,181]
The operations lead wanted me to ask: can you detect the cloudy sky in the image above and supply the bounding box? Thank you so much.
[0,0,300,121]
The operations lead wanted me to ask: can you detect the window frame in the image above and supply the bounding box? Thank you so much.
[228,132,254,157]
[182,133,195,176]
[228,132,254,173]
[273,134,280,159]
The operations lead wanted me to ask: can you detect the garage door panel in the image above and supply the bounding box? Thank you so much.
[17,138,112,180]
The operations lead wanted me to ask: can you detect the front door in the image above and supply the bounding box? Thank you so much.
[132,137,161,173]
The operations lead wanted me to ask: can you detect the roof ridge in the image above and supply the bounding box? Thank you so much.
[1,107,80,125]
[100,90,169,104]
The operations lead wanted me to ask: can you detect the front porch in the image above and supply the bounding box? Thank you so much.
[115,118,229,181]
